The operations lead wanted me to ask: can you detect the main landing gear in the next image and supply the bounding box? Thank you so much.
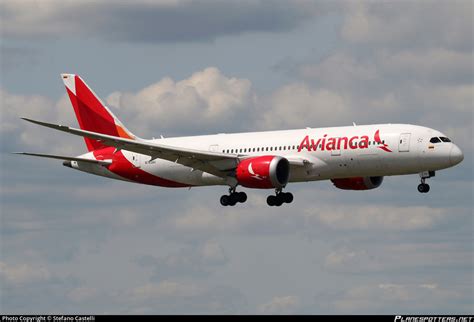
[267,188,293,207]
[220,187,247,206]
[417,171,435,193]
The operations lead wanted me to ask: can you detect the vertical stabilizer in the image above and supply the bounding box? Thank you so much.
[61,74,136,151]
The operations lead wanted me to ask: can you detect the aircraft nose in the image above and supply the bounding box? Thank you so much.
[449,144,464,166]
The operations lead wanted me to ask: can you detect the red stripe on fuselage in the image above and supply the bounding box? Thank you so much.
[93,147,191,188]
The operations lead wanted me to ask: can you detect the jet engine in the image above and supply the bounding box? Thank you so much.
[236,156,290,189]
[331,176,384,190]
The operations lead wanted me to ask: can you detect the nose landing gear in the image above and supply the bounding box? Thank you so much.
[418,171,435,193]
[267,188,293,206]
[417,182,430,193]
[220,187,247,206]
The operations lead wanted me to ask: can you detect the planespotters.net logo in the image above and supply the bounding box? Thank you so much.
[395,316,474,322]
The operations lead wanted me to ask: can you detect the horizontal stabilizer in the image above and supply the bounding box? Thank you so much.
[13,152,112,165]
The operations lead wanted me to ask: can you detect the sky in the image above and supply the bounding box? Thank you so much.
[1,0,473,314]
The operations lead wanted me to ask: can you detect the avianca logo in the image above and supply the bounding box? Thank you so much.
[248,162,266,180]
[298,129,392,153]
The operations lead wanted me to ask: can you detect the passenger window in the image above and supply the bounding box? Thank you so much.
[430,137,441,143]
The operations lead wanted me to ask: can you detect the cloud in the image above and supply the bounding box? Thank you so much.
[309,205,447,231]
[0,89,79,154]
[1,0,321,43]
[125,281,248,314]
[106,67,255,136]
[331,283,468,314]
[136,240,228,278]
[341,1,472,51]
[323,241,472,274]
[0,261,51,284]
[258,295,300,314]
[130,280,201,300]
[67,287,99,303]
[1,1,472,313]
[260,83,350,129]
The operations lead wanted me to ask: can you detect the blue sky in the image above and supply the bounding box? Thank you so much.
[1,0,473,314]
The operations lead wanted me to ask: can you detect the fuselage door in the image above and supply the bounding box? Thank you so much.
[399,133,411,152]
[131,153,141,168]
[209,144,220,153]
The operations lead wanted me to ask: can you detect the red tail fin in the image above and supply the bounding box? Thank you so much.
[62,74,136,151]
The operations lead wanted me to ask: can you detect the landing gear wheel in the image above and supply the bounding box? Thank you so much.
[220,189,247,206]
[417,183,430,193]
[424,184,430,193]
[228,193,238,206]
[267,195,276,206]
[238,192,247,203]
[282,192,293,203]
[220,195,230,206]
[274,195,284,207]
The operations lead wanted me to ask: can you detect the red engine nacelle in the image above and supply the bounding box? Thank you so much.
[236,155,290,189]
[331,176,384,190]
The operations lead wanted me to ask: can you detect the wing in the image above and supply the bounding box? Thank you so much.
[21,118,239,177]
[13,152,112,165]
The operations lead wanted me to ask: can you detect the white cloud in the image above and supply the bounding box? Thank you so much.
[130,280,201,300]
[341,2,472,51]
[308,205,446,231]
[67,287,99,303]
[200,240,228,264]
[258,295,300,314]
[323,241,472,274]
[376,49,473,84]
[0,261,51,284]
[332,283,465,313]
[1,1,472,314]
[106,67,254,136]
[1,89,78,154]
[261,83,350,129]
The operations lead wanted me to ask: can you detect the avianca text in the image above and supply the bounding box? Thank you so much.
[298,134,371,152]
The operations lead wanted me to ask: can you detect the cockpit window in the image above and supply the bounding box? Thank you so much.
[440,137,451,142]
[430,137,441,143]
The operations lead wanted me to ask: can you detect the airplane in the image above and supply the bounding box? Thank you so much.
[16,74,464,206]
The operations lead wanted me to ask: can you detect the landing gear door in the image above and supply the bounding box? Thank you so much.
[399,133,411,152]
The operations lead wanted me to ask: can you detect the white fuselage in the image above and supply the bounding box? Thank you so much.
[71,123,463,188]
